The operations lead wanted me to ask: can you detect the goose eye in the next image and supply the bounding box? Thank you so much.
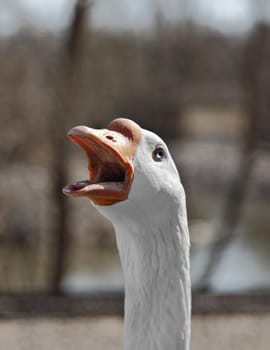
[152,146,165,162]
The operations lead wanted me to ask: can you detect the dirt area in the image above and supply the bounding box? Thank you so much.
[0,314,269,350]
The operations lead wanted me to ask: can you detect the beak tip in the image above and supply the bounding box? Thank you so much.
[67,125,90,138]
[62,187,70,195]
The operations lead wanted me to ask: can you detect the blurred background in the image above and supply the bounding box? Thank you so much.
[1,1,270,349]
[0,0,270,300]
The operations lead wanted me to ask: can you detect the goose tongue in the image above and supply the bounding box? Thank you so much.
[63,118,141,206]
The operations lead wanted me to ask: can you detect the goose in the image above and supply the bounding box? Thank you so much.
[63,118,191,350]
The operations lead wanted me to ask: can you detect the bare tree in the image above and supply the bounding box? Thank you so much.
[50,0,90,295]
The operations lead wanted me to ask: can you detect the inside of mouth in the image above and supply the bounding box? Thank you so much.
[65,133,128,194]
[95,161,126,183]
[66,161,127,194]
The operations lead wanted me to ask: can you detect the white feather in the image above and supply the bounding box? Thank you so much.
[96,128,191,350]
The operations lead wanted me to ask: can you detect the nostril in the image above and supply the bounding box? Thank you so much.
[106,135,116,142]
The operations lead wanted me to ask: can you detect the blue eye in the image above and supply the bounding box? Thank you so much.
[152,146,165,162]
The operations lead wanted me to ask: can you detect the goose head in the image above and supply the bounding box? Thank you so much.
[63,118,185,227]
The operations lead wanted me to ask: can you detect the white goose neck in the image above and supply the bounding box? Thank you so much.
[113,212,191,350]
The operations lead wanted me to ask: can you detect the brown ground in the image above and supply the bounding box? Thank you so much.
[0,314,269,350]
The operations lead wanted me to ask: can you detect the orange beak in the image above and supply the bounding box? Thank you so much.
[63,118,141,206]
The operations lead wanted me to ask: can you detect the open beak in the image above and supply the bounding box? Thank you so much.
[63,118,141,206]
